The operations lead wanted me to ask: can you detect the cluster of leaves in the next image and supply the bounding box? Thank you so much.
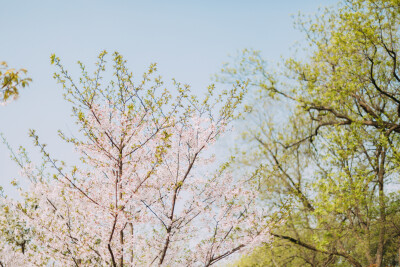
[220,0,400,266]
[0,61,31,104]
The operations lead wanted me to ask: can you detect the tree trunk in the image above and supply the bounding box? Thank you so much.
[375,148,386,267]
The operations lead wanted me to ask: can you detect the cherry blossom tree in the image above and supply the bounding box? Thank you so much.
[0,51,276,266]
[0,189,31,267]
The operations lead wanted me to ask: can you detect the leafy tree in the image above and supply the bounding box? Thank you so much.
[0,61,31,104]
[0,51,277,266]
[219,0,400,266]
[0,60,32,265]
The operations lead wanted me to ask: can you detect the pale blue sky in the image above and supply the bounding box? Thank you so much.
[0,0,337,196]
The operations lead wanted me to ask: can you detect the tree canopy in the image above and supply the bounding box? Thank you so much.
[0,61,31,104]
[0,51,277,266]
[219,0,400,266]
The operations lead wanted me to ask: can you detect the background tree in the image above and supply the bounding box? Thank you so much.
[219,0,400,266]
[0,61,31,104]
[0,51,277,266]
[0,60,32,265]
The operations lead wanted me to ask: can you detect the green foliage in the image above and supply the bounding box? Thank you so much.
[0,61,31,104]
[219,0,400,266]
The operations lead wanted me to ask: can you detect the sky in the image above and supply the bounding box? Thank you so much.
[0,0,338,197]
